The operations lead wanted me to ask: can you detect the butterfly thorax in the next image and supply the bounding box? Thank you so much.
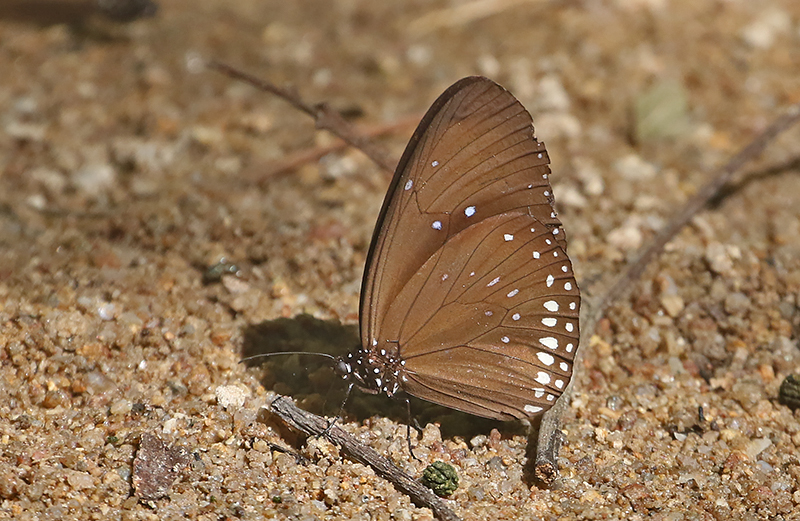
[335,345,405,397]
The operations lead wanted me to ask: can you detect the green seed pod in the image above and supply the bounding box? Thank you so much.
[421,461,459,497]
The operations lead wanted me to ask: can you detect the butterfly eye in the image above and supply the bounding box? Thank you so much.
[334,358,352,379]
[350,76,580,422]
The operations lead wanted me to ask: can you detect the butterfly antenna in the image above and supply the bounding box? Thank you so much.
[239,351,336,364]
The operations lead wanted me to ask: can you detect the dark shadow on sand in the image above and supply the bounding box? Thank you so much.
[241,313,524,441]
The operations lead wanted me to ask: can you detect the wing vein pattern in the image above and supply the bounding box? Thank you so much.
[359,76,580,421]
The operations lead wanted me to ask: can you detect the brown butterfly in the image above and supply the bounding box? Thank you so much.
[335,76,580,421]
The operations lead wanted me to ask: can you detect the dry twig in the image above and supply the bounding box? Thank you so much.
[533,102,800,483]
[208,61,396,174]
[270,397,461,521]
[248,115,420,182]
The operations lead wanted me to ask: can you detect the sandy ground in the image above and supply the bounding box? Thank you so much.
[2,0,800,519]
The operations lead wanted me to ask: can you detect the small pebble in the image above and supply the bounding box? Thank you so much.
[607,221,643,251]
[469,434,488,448]
[215,385,249,410]
[109,399,132,416]
[724,292,751,315]
[72,163,116,195]
[537,75,570,112]
[98,303,116,321]
[557,185,588,208]
[744,438,772,460]
[614,154,657,181]
[705,242,733,274]
[740,8,791,50]
[778,374,800,410]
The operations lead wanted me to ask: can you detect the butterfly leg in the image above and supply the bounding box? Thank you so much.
[404,396,421,461]
[319,382,354,439]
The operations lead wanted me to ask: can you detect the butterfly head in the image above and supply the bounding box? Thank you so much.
[334,346,405,397]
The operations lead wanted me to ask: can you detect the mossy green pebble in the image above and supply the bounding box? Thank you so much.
[421,461,459,497]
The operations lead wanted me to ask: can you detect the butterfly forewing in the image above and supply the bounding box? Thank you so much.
[359,76,580,421]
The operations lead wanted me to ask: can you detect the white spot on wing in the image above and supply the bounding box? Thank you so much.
[535,371,551,385]
[465,206,476,217]
[540,337,558,350]
[501,336,510,343]
[432,220,442,230]
[507,289,519,298]
[431,160,439,167]
[566,343,574,353]
[404,179,413,191]
[566,323,574,332]
[533,251,540,259]
[559,362,569,371]
[537,352,555,366]
[542,318,557,327]
[504,234,514,241]
[512,313,520,321]
[544,300,559,312]
[565,282,572,291]
[524,405,543,414]
[487,276,500,287]
[546,274,555,287]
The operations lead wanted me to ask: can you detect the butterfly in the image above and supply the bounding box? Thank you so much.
[334,76,580,422]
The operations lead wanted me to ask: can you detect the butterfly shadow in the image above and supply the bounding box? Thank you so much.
[240,314,521,442]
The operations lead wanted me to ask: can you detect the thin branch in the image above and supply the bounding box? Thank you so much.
[534,101,800,483]
[592,104,800,326]
[249,115,420,182]
[208,61,396,174]
[270,397,461,521]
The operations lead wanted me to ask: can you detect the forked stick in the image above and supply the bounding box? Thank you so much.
[211,62,800,488]
[208,61,396,175]
[248,114,421,182]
